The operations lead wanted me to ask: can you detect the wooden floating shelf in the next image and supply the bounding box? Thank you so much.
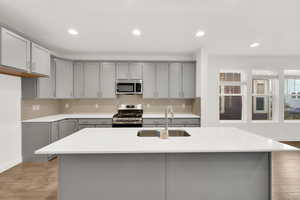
[0,65,46,78]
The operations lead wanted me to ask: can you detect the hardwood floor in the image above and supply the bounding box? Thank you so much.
[0,143,299,200]
[0,159,57,200]
[272,142,300,200]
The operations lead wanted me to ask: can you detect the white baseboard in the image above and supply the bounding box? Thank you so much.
[0,158,22,173]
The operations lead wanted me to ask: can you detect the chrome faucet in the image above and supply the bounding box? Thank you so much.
[163,105,174,138]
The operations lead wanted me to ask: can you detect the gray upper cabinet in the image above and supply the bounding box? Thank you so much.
[73,62,116,99]
[31,42,50,76]
[0,28,30,71]
[169,62,195,98]
[143,63,156,98]
[36,59,56,98]
[116,63,129,79]
[169,63,183,98]
[182,63,195,98]
[74,62,84,98]
[129,63,143,79]
[100,63,116,98]
[156,63,169,98]
[117,62,142,79]
[84,62,100,98]
[55,59,74,98]
[143,63,169,98]
[21,58,56,99]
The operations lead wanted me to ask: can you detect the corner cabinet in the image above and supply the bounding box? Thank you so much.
[22,58,56,99]
[55,58,74,98]
[0,28,30,71]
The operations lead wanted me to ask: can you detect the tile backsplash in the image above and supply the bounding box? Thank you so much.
[22,96,200,120]
[22,99,61,120]
[60,96,194,114]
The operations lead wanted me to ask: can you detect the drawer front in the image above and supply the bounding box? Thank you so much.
[184,124,200,127]
[143,118,165,125]
[172,118,200,125]
[142,124,157,127]
[78,119,112,125]
[96,125,112,128]
[78,124,96,130]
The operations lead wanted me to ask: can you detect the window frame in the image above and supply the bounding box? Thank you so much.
[284,77,300,121]
[219,71,246,121]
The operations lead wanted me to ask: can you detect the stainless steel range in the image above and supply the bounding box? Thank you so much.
[112,104,143,127]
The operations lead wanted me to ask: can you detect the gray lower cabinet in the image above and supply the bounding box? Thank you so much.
[22,120,78,162]
[143,118,200,127]
[22,122,59,162]
[59,153,269,200]
[78,118,112,129]
[59,119,78,139]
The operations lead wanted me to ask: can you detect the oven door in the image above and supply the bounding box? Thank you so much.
[116,83,135,94]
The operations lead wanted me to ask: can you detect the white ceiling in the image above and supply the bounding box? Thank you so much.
[0,0,300,56]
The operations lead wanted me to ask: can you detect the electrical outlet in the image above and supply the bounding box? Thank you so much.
[182,104,186,109]
[36,105,40,111]
[65,104,69,109]
[32,105,36,111]
[95,104,99,109]
[147,104,150,108]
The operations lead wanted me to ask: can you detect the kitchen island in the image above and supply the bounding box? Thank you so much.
[36,127,298,200]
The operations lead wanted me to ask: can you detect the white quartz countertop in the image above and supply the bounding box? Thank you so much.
[142,114,200,118]
[36,127,298,154]
[22,114,115,122]
[22,113,200,122]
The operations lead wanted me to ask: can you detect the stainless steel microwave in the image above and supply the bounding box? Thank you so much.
[116,79,143,95]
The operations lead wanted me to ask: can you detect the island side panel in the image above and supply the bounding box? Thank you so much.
[166,152,270,200]
[59,154,165,200]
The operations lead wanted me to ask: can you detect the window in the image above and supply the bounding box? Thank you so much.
[252,70,277,121]
[219,72,245,120]
[284,70,300,120]
[252,79,274,120]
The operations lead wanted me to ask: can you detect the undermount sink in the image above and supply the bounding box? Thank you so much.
[137,130,191,137]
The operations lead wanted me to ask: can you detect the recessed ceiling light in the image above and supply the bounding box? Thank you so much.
[195,30,205,37]
[250,42,260,48]
[68,28,79,35]
[132,29,141,36]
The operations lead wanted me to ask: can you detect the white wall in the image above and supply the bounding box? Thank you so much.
[201,55,300,141]
[0,74,22,173]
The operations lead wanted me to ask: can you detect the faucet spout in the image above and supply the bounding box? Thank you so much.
[161,106,174,139]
